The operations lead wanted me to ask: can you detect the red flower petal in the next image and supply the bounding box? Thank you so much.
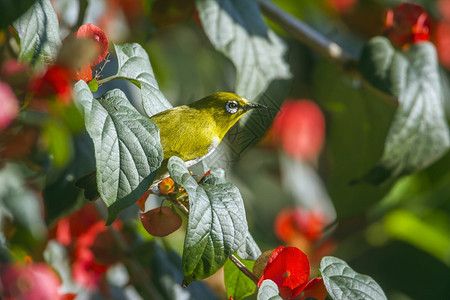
[0,81,19,130]
[275,208,325,243]
[29,65,74,104]
[384,3,430,48]
[76,63,93,82]
[0,263,62,300]
[272,99,325,161]
[257,246,310,299]
[298,277,328,300]
[76,24,109,67]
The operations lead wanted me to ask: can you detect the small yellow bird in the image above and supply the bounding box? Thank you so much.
[76,92,266,200]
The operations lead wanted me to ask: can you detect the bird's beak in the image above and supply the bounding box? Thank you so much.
[243,102,267,111]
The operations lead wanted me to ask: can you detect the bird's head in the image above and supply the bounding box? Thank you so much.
[189,92,266,132]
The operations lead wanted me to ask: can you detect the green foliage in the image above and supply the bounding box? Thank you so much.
[195,0,291,100]
[13,0,61,68]
[224,257,256,300]
[320,256,387,300]
[167,156,249,283]
[359,37,450,183]
[74,81,163,223]
[313,61,396,217]
[113,43,173,117]
[257,280,283,300]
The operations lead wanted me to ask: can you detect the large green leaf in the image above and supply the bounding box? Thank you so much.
[359,37,450,183]
[167,156,248,283]
[195,0,291,100]
[313,61,396,217]
[224,257,256,300]
[114,43,173,117]
[257,280,282,300]
[237,233,261,260]
[74,80,163,223]
[13,0,61,68]
[320,256,387,300]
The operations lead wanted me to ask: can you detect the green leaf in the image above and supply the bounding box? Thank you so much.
[167,156,248,283]
[320,256,387,300]
[312,61,395,217]
[74,80,163,224]
[113,43,173,117]
[0,0,34,29]
[43,133,95,225]
[0,163,46,238]
[359,37,450,183]
[224,257,256,300]
[237,233,261,261]
[257,280,282,300]
[13,0,61,68]
[195,0,291,100]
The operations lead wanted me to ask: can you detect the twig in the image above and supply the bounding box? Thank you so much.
[228,254,260,284]
[258,0,398,106]
[258,0,356,68]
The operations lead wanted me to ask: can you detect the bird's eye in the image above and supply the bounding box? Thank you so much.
[226,101,239,114]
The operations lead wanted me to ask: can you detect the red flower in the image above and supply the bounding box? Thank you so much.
[328,0,358,14]
[272,99,325,161]
[257,246,310,299]
[52,203,121,290]
[0,81,19,130]
[384,3,430,48]
[298,277,328,300]
[275,207,325,243]
[76,24,109,68]
[29,65,73,104]
[257,247,328,299]
[435,21,450,69]
[0,263,62,300]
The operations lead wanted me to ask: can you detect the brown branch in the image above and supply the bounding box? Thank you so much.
[258,0,356,68]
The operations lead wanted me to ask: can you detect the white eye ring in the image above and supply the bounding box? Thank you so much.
[226,101,239,114]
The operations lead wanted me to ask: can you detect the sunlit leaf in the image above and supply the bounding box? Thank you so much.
[113,43,173,117]
[224,257,256,300]
[167,156,248,283]
[320,256,387,300]
[74,80,163,224]
[237,233,261,261]
[384,209,450,265]
[257,280,282,300]
[13,0,61,68]
[359,37,450,183]
[195,0,291,100]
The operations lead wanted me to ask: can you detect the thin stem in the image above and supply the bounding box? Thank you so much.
[228,254,260,284]
[96,75,118,85]
[258,0,356,68]
[258,0,398,106]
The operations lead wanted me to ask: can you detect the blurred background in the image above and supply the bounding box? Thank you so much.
[1,0,450,299]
